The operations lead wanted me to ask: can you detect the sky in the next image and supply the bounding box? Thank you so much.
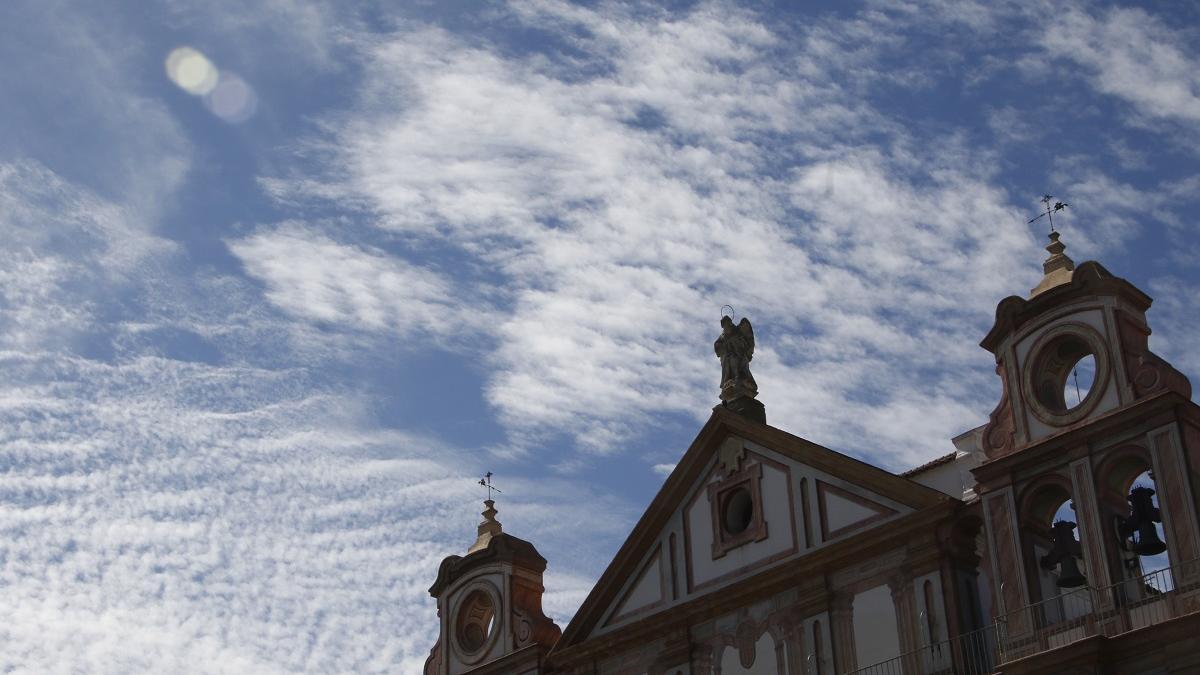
[1,0,1199,671]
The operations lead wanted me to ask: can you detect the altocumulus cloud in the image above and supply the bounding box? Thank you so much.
[4,0,1200,671]
[249,0,1047,466]
[0,161,618,671]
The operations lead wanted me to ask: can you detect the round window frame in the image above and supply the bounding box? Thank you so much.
[722,486,755,536]
[451,580,502,664]
[1021,323,1111,427]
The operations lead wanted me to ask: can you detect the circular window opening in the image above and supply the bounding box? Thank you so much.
[723,487,755,535]
[1064,353,1096,409]
[1033,335,1097,413]
[456,590,496,654]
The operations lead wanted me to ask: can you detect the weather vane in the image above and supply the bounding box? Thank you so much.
[478,471,502,501]
[1028,194,1069,233]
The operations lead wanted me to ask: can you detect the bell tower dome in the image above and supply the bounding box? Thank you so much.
[972,229,1200,636]
[424,499,561,675]
[980,232,1191,456]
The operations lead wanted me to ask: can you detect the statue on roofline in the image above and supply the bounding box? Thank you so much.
[715,315,757,402]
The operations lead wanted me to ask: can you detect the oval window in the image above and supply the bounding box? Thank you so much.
[1032,335,1097,413]
[456,590,496,653]
[723,486,755,535]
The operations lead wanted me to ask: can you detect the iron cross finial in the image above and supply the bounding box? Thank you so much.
[1028,194,1069,233]
[478,471,502,501]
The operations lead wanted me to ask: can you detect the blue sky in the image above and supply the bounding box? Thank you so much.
[2,0,1199,671]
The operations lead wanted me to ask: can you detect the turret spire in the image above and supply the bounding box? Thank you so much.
[1030,230,1076,297]
[467,499,502,554]
[468,472,503,554]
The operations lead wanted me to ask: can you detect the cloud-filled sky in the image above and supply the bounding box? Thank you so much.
[2,0,1198,671]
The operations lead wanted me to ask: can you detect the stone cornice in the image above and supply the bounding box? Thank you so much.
[981,260,1151,354]
[972,390,1199,486]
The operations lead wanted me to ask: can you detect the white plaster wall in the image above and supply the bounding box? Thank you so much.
[689,462,794,587]
[824,491,879,532]
[908,453,980,499]
[615,555,662,616]
[852,585,900,670]
[807,472,910,548]
[1014,308,1108,365]
[720,633,779,675]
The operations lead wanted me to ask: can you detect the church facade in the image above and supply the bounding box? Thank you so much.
[425,234,1200,675]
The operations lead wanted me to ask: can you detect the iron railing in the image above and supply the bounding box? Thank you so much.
[846,558,1200,675]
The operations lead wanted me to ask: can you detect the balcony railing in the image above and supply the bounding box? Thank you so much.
[846,558,1200,675]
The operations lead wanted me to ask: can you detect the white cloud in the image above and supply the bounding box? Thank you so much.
[229,223,492,343]
[0,350,460,673]
[271,5,1044,467]
[0,2,191,214]
[0,161,623,671]
[0,161,178,352]
[1041,6,1200,127]
[1147,277,1200,378]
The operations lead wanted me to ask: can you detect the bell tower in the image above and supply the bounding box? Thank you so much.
[425,497,561,675]
[972,230,1200,629]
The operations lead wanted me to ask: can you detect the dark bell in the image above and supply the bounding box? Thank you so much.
[1055,554,1087,588]
[1123,486,1167,557]
[1040,520,1087,588]
[1132,522,1167,556]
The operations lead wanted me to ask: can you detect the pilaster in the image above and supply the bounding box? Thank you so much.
[1068,455,1113,593]
[887,573,920,674]
[981,487,1031,632]
[829,593,856,674]
[1149,424,1200,574]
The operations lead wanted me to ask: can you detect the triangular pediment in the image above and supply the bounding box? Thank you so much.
[817,479,898,540]
[603,550,664,626]
[553,408,953,653]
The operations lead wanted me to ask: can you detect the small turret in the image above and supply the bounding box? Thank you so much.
[425,482,561,675]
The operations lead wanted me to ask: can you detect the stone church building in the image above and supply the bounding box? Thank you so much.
[424,233,1200,675]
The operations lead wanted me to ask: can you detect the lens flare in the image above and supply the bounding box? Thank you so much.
[165,47,218,95]
[205,73,258,124]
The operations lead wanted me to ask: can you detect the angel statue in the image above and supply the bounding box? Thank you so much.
[714,315,758,401]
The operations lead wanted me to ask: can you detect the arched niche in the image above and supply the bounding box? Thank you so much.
[1019,477,1089,611]
[1096,447,1170,580]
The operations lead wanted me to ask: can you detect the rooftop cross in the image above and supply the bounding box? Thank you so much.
[478,471,502,502]
[1028,194,1069,233]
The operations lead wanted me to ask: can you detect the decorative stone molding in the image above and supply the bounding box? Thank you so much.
[692,643,715,675]
[717,436,748,477]
[937,514,983,567]
[511,575,562,650]
[1117,310,1192,401]
[983,363,1017,459]
[708,461,768,559]
[648,630,691,675]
